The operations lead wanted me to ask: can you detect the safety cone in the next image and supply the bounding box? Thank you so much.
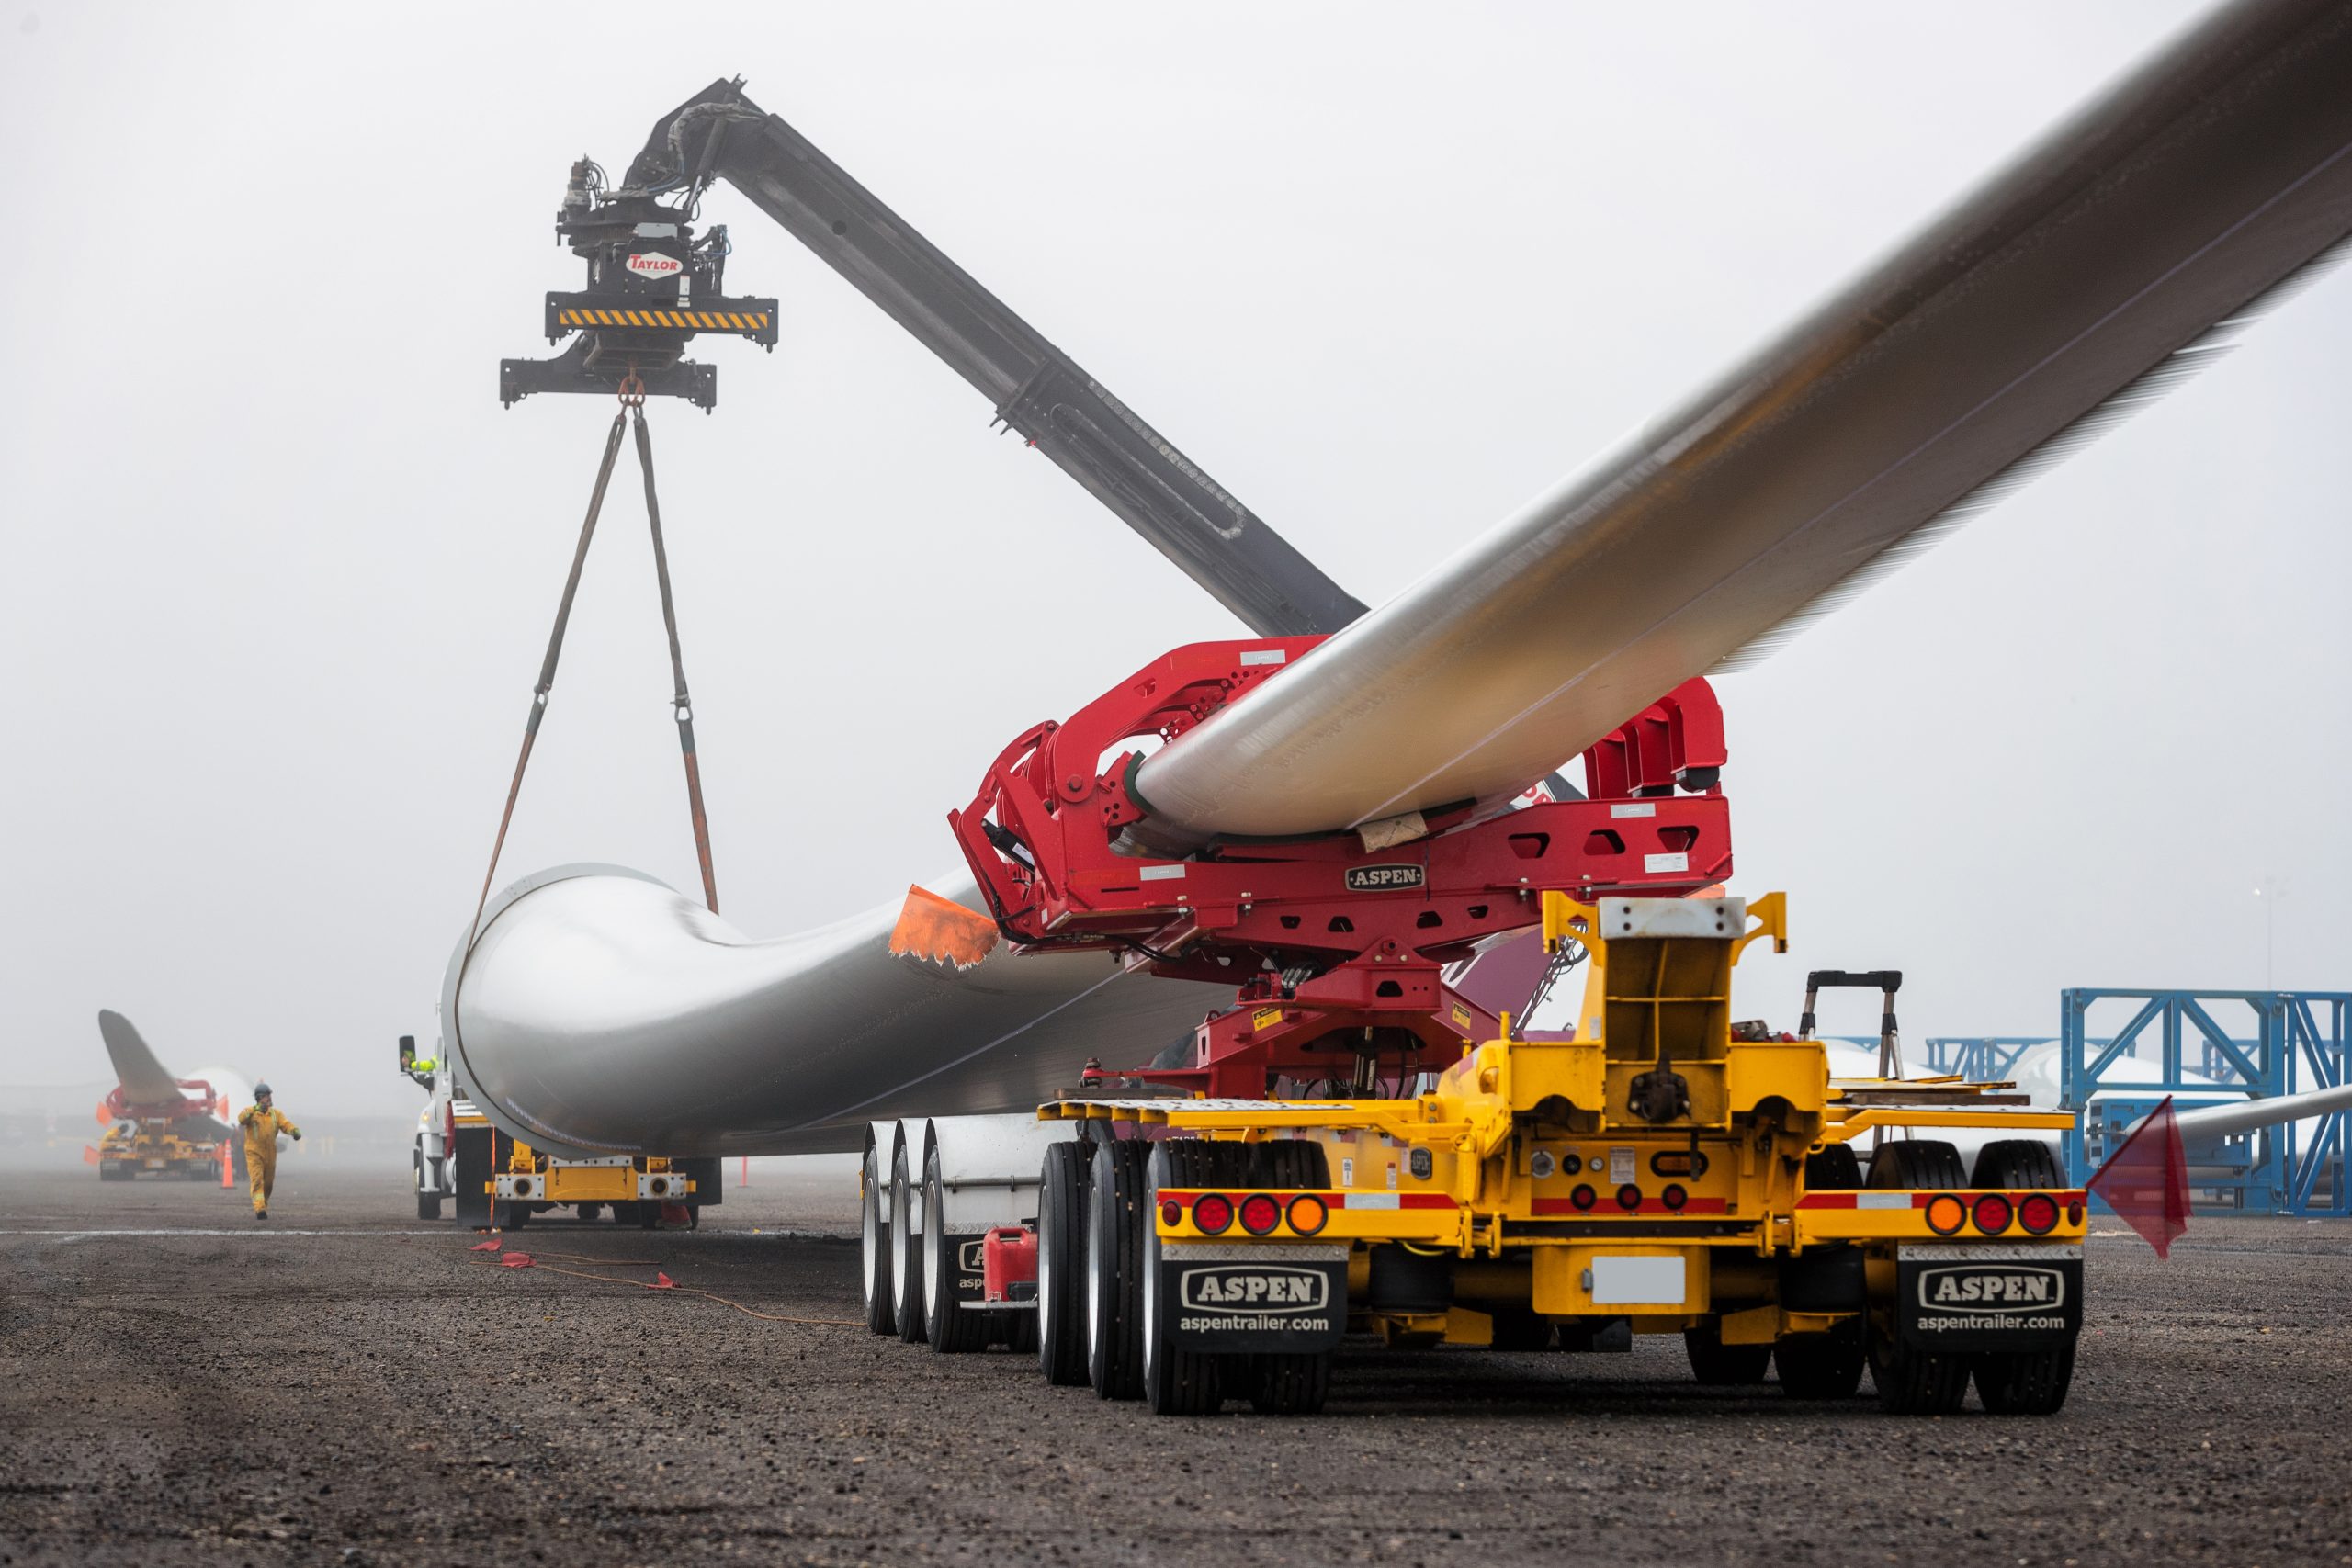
[220,1094,234,1189]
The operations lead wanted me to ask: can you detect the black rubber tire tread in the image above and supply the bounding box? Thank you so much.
[1144,1142,1227,1415]
[1086,1139,1151,1400]
[1969,1138,2065,1191]
[926,1143,990,1354]
[1243,1139,1334,1416]
[893,1137,927,1346]
[1686,1322,1774,1384]
[1866,1138,1966,1192]
[451,1128,492,1230]
[1489,1308,1555,1352]
[1805,1143,1863,1190]
[1968,1139,2076,1415]
[416,1191,441,1221]
[1865,1139,1972,1414]
[861,1140,896,1336]
[1036,1141,1090,1385]
[1775,1325,1866,1399]
[1974,1340,2076,1416]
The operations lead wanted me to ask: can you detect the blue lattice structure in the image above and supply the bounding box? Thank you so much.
[2057,990,2349,1216]
[1921,1037,2053,1079]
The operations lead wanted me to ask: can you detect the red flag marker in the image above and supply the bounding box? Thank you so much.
[650,1272,676,1291]
[501,1253,534,1269]
[2087,1094,2190,1259]
[469,1239,503,1252]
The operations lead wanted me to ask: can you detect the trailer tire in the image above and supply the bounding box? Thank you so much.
[1142,1142,1227,1415]
[1686,1322,1772,1385]
[924,1142,990,1354]
[1036,1141,1090,1385]
[1245,1139,1333,1415]
[1968,1138,2076,1416]
[452,1127,492,1229]
[861,1136,897,1337]
[1864,1138,1970,1414]
[1490,1309,1555,1352]
[575,1203,602,1224]
[1085,1138,1149,1400]
[1775,1324,1865,1399]
[1805,1143,1862,1191]
[417,1190,442,1222]
[892,1135,928,1346]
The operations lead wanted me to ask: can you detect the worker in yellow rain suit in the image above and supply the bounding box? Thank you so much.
[238,1083,301,1220]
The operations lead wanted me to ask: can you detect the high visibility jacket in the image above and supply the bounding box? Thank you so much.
[239,1105,300,1153]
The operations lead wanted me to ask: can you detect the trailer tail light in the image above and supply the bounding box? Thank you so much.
[2018,1192,2061,1235]
[1285,1194,1329,1235]
[1570,1184,1597,1212]
[1193,1193,1235,1235]
[1159,1201,1182,1227]
[1660,1183,1688,1212]
[2067,1200,2085,1226]
[1615,1184,1642,1212]
[1239,1193,1283,1235]
[1924,1194,1966,1235]
[1972,1194,2014,1235]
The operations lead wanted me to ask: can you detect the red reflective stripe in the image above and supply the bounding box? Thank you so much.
[1796,1193,1859,1209]
[1401,1193,1454,1210]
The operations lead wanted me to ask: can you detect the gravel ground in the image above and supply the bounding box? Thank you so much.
[3,1162,2348,1567]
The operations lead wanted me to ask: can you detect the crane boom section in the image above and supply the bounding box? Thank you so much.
[627,80,1366,638]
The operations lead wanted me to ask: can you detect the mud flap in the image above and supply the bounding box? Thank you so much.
[1159,1245,1347,1353]
[1897,1244,2082,1351]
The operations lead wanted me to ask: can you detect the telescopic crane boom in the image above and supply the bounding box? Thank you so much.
[501,78,1364,638]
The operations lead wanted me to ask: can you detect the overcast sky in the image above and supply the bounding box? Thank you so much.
[5,1,2346,1115]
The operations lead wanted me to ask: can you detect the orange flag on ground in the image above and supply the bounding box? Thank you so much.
[2087,1094,2190,1259]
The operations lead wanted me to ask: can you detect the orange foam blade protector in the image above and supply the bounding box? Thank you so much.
[888,884,1000,971]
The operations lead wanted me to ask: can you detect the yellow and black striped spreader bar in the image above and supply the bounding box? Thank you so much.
[543,292,780,348]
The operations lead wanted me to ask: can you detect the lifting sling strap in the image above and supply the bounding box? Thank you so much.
[469,384,720,946]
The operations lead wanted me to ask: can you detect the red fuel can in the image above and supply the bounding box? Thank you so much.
[981,1224,1038,1303]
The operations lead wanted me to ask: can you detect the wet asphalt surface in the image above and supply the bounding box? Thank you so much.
[3,1161,2349,1567]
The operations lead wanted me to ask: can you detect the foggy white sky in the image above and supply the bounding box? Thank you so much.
[4,2,2346,1114]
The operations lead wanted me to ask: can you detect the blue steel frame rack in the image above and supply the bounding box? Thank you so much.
[2057,989,2348,1216]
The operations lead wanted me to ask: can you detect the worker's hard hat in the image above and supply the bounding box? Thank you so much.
[254,1082,273,1098]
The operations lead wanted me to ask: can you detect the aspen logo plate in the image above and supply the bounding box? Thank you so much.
[1345,864,1425,892]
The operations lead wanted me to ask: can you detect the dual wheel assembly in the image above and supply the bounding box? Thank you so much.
[862,1132,1334,1416]
[1699,1137,2075,1416]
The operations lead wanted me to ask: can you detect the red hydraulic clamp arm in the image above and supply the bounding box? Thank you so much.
[953,641,1736,965]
